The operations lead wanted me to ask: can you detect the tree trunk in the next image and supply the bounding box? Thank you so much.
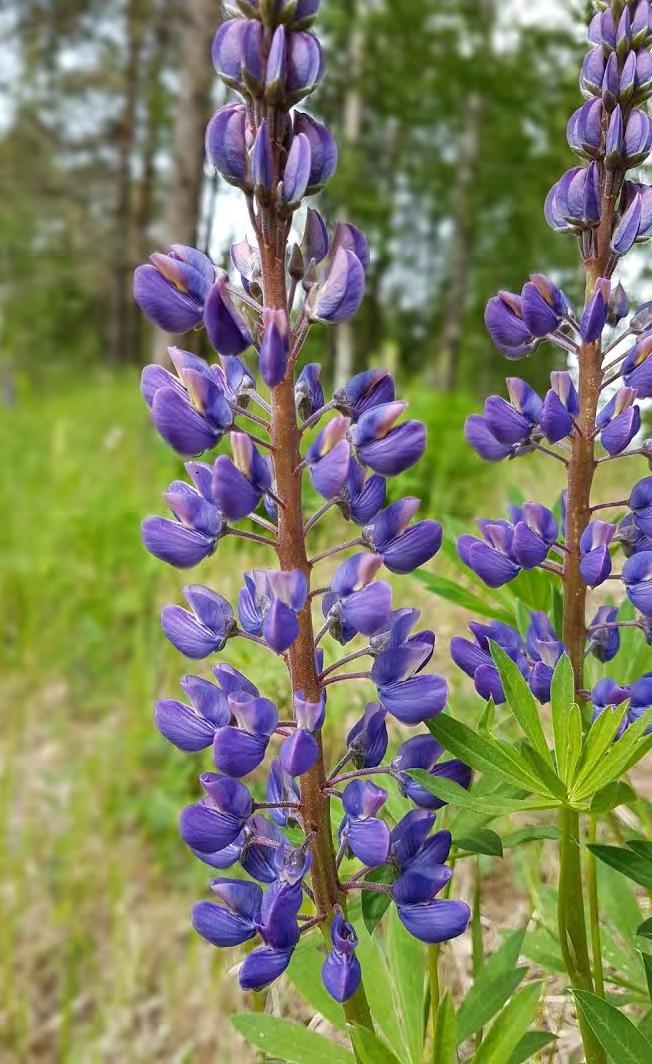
[436,0,495,391]
[151,0,217,364]
[108,0,145,364]
[334,0,364,390]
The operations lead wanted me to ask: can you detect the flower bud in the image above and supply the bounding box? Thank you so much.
[205,103,252,190]
[307,246,365,324]
[204,272,253,357]
[212,19,264,97]
[286,31,324,103]
[567,99,604,159]
[293,112,338,192]
[252,120,274,203]
[281,132,311,207]
[265,25,287,102]
[259,307,290,387]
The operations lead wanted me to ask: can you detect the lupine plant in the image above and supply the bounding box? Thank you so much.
[134,0,474,1058]
[132,1,652,1061]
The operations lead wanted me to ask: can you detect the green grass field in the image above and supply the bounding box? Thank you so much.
[1,370,643,1061]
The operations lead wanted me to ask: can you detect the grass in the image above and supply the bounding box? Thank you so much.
[0,367,643,1060]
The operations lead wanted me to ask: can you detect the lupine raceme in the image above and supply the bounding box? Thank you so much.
[133,0,470,1039]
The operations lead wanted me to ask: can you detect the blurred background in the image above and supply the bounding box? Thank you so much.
[1,0,649,1060]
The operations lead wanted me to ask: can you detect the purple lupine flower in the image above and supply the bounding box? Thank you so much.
[609,282,630,324]
[293,112,338,192]
[239,879,302,990]
[133,245,215,333]
[580,521,616,587]
[450,620,525,704]
[295,362,324,419]
[192,878,262,948]
[286,31,324,103]
[394,734,471,810]
[330,221,371,274]
[364,498,443,575]
[213,693,279,778]
[351,401,426,475]
[259,307,290,387]
[580,279,610,342]
[323,554,392,644]
[587,605,620,662]
[629,476,652,535]
[567,98,604,159]
[592,678,635,738]
[265,25,287,103]
[511,502,558,569]
[239,569,308,652]
[279,690,325,776]
[392,867,470,945]
[464,414,516,462]
[478,377,543,448]
[525,613,565,704]
[616,511,652,556]
[597,387,641,455]
[457,519,520,588]
[155,673,231,751]
[231,236,261,294]
[334,368,396,421]
[212,18,265,96]
[141,349,233,457]
[307,247,365,324]
[338,780,390,867]
[520,274,570,337]
[623,551,652,614]
[205,103,251,190]
[142,478,226,568]
[336,459,386,525]
[346,702,388,768]
[623,335,652,397]
[545,163,601,232]
[305,416,351,498]
[180,774,253,854]
[161,585,236,658]
[372,638,448,725]
[252,120,274,198]
[322,911,361,1003]
[484,291,536,358]
[212,433,272,521]
[266,759,301,827]
[541,371,579,443]
[204,272,254,357]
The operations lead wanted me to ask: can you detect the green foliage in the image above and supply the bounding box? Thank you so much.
[231,1014,356,1064]
[571,991,652,1063]
[589,842,652,891]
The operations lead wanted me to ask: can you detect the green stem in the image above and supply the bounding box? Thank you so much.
[558,807,606,1064]
[587,817,605,998]
[428,945,440,1062]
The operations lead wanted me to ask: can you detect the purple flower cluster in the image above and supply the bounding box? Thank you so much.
[133,0,470,1006]
[457,0,652,743]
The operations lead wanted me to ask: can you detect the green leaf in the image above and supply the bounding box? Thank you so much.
[588,845,652,890]
[288,938,347,1032]
[508,1031,557,1063]
[571,990,652,1063]
[519,741,568,800]
[472,982,542,1064]
[348,1027,401,1064]
[408,771,557,817]
[569,705,628,798]
[635,920,652,1005]
[502,825,561,848]
[413,571,515,625]
[509,568,554,611]
[360,865,394,935]
[490,642,552,765]
[426,715,561,799]
[550,655,581,785]
[387,907,424,1064]
[457,968,528,1044]
[433,991,457,1063]
[231,1014,356,1064]
[590,781,637,815]
[353,922,404,1059]
[456,927,528,1043]
[455,828,503,857]
[572,710,652,802]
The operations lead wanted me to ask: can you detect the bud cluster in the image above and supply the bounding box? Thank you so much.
[132,0,470,1009]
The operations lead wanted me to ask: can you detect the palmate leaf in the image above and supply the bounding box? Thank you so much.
[489,642,552,765]
[571,710,652,803]
[426,714,563,801]
[408,771,558,816]
[571,991,652,1063]
[550,656,582,786]
[454,828,503,857]
[352,921,404,1059]
[231,1015,355,1064]
[590,781,637,815]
